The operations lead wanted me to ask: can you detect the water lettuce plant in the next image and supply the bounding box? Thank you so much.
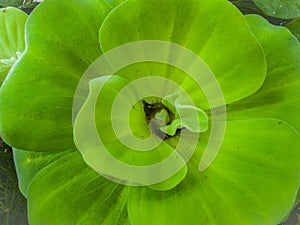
[0,0,299,224]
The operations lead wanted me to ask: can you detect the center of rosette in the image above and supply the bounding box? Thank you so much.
[74,75,209,191]
[141,94,209,140]
[142,100,174,139]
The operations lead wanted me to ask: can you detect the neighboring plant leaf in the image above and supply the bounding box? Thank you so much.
[0,7,27,84]
[27,151,130,225]
[13,148,74,197]
[0,0,22,7]
[0,140,28,225]
[0,0,115,151]
[229,0,263,15]
[229,0,291,26]
[226,15,300,133]
[286,18,300,41]
[252,0,300,19]
[128,119,300,225]
[99,0,267,106]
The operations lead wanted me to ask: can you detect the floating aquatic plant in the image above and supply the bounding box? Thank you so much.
[0,0,299,225]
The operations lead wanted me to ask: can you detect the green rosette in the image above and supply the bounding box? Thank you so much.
[0,0,299,225]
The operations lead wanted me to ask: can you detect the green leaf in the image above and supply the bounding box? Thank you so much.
[252,0,300,19]
[160,93,209,135]
[104,0,125,8]
[0,7,27,84]
[229,0,263,15]
[0,0,22,7]
[128,119,300,225]
[0,0,114,151]
[27,151,130,225]
[286,18,300,41]
[13,148,74,197]
[226,15,300,133]
[99,0,266,106]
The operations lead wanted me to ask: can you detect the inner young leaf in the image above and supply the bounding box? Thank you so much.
[141,93,209,140]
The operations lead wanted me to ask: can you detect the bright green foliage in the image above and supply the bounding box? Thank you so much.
[99,0,266,105]
[227,15,300,133]
[13,149,74,197]
[0,0,299,225]
[129,119,300,225]
[0,0,113,151]
[27,151,130,225]
[0,7,27,84]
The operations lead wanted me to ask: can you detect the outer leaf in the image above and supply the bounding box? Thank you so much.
[253,0,300,19]
[13,148,73,197]
[128,119,300,225]
[0,7,27,84]
[286,18,300,41]
[0,0,22,7]
[280,203,300,225]
[226,15,300,133]
[28,151,129,225]
[99,0,266,106]
[0,0,114,151]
